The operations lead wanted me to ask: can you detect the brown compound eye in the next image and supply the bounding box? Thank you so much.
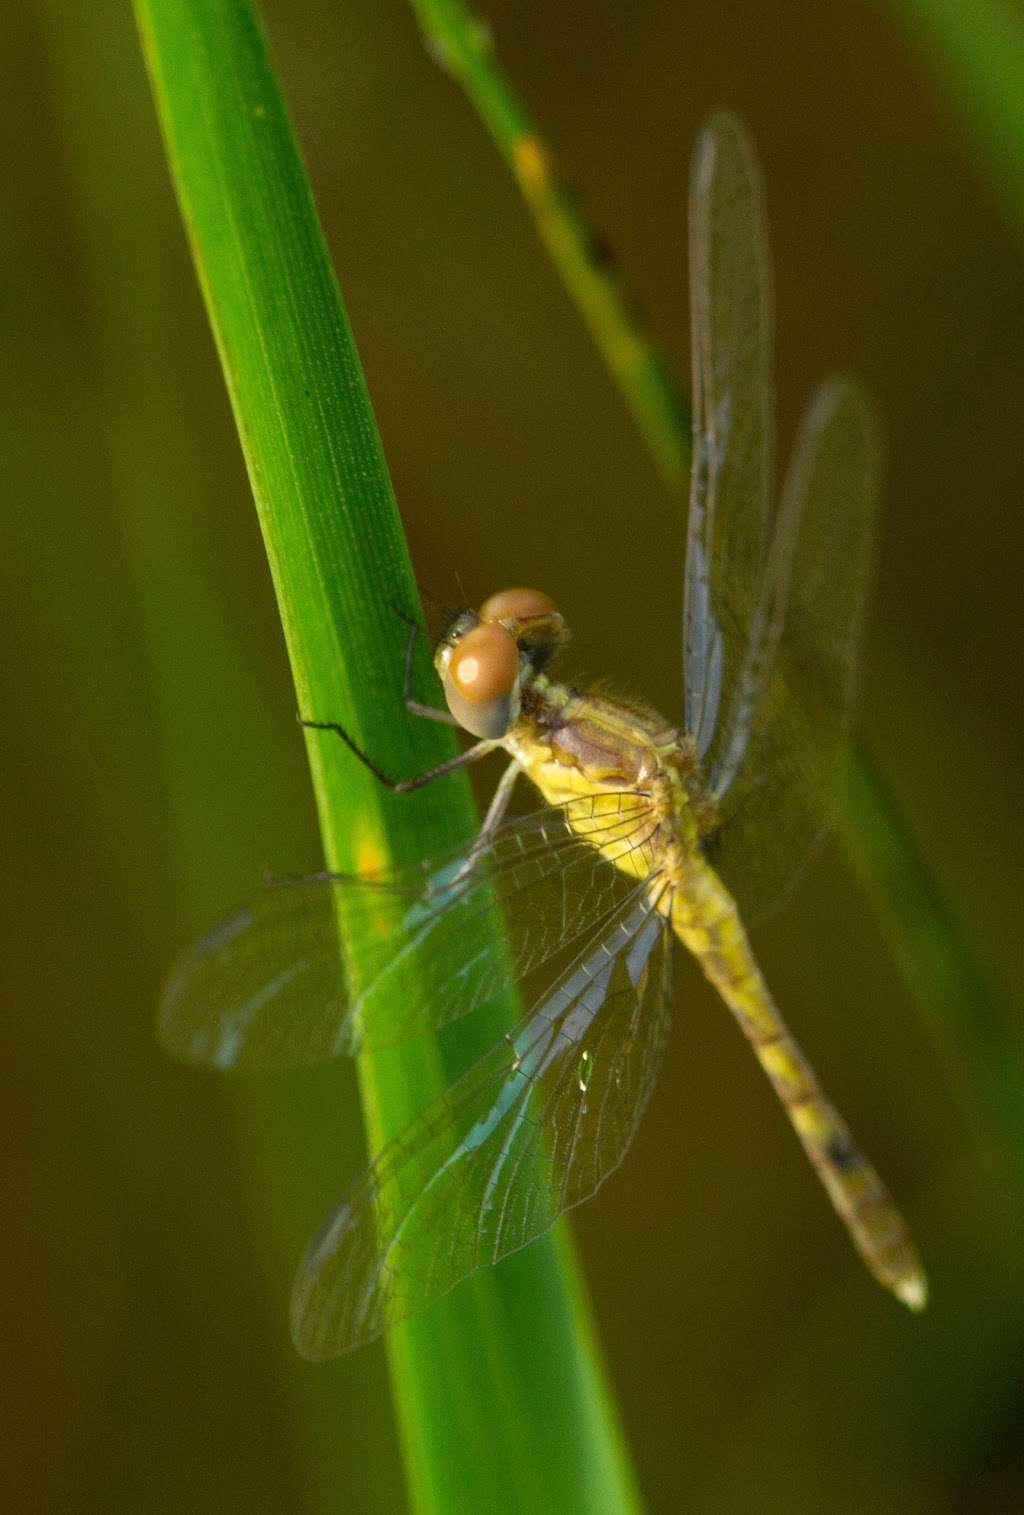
[477,587,557,625]
[448,623,518,701]
[443,622,520,739]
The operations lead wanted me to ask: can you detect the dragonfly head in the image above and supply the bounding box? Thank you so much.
[435,587,569,739]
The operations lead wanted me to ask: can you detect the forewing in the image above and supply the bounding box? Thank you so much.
[158,794,659,1069]
[705,376,882,919]
[291,889,674,1358]
[683,111,775,762]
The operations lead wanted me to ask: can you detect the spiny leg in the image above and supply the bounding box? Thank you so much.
[299,715,496,793]
[390,602,458,726]
[450,760,523,885]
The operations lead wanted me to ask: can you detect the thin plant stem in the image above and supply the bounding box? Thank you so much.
[410,0,689,482]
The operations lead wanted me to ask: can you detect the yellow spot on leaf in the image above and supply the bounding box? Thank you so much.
[514,135,549,194]
[355,830,386,879]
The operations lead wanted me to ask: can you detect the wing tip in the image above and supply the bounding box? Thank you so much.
[692,109,758,188]
[155,967,199,1063]
[894,1270,928,1313]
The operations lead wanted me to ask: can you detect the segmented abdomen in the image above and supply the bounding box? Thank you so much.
[667,863,927,1311]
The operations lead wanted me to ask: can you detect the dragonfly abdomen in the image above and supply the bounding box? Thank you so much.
[671,864,927,1311]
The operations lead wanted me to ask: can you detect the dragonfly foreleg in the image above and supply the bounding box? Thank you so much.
[299,713,497,793]
[391,604,459,726]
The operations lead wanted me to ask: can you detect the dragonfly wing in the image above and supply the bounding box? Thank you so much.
[683,111,775,762]
[291,887,674,1358]
[705,376,882,919]
[159,793,659,1070]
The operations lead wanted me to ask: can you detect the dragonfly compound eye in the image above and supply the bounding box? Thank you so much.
[477,587,569,673]
[478,587,557,625]
[443,622,521,738]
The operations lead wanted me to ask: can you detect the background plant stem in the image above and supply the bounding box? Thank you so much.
[410,0,688,481]
[883,0,1024,250]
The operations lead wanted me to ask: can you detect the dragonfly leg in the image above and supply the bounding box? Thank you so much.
[299,714,496,792]
[390,601,458,725]
[449,760,523,884]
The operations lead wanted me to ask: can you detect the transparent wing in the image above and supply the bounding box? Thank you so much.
[159,793,659,1070]
[705,376,882,919]
[683,110,775,763]
[291,888,675,1358]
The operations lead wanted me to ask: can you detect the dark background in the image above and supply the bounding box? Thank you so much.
[2,1,1022,1510]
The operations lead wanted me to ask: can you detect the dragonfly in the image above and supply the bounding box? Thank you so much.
[161,111,926,1360]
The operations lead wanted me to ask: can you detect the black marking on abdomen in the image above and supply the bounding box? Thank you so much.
[826,1133,862,1173]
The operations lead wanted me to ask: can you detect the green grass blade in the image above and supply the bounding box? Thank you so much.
[133,1,642,1509]
[883,0,1024,247]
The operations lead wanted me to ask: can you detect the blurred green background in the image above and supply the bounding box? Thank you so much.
[3,1,1022,1511]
